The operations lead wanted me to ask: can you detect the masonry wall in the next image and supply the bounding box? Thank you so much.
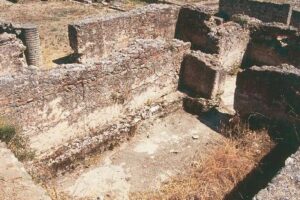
[69,4,180,63]
[0,39,190,156]
[0,33,26,76]
[176,5,250,72]
[242,24,300,69]
[219,0,291,24]
[175,5,219,53]
[291,9,300,29]
[234,64,300,126]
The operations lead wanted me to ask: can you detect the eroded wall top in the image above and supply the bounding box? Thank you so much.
[68,4,180,63]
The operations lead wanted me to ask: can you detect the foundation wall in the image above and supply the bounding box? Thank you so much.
[0,39,190,155]
[69,4,180,63]
[242,24,300,69]
[176,5,250,72]
[234,64,300,126]
[219,0,291,24]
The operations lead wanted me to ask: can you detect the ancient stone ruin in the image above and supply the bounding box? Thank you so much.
[0,0,299,199]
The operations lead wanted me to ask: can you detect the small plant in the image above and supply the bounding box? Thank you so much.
[0,118,35,161]
[0,123,16,143]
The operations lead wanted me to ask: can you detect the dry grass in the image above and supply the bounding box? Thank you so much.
[0,0,145,68]
[130,125,275,200]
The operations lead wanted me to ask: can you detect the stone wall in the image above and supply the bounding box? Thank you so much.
[234,64,300,127]
[254,147,300,200]
[175,5,221,53]
[219,0,291,24]
[0,33,26,76]
[69,4,180,63]
[242,23,300,69]
[291,8,300,29]
[0,38,190,156]
[176,5,250,72]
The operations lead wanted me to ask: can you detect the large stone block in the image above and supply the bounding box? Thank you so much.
[175,5,219,53]
[69,4,180,63]
[234,64,300,126]
[0,33,26,76]
[180,51,226,99]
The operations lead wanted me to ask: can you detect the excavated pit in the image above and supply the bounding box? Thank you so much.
[0,1,300,200]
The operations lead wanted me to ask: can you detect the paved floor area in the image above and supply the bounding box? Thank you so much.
[53,108,223,200]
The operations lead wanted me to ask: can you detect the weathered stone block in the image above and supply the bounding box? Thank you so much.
[175,5,220,53]
[180,51,226,99]
[234,64,300,126]
[215,22,250,72]
[69,4,180,63]
[0,32,26,76]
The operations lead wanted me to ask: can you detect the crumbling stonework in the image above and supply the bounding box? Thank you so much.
[35,93,182,176]
[176,5,250,72]
[254,147,300,200]
[0,32,26,76]
[0,38,190,156]
[69,4,180,63]
[0,21,41,67]
[234,64,300,127]
[291,8,300,29]
[219,0,291,24]
[242,23,300,69]
[180,51,226,99]
[175,5,219,53]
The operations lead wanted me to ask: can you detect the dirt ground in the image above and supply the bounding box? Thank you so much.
[0,0,145,68]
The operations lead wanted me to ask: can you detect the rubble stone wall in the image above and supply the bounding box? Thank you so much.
[219,0,291,24]
[69,4,180,63]
[0,32,26,76]
[0,39,190,156]
[254,146,300,200]
[242,24,300,69]
[234,64,300,126]
[176,5,250,72]
[291,8,300,29]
